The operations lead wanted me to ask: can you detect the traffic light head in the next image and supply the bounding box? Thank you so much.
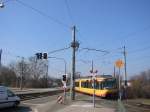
[62,75,66,81]
[0,2,4,8]
[43,53,48,59]
[39,53,42,59]
[36,53,42,59]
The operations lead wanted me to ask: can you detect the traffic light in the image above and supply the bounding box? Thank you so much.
[43,53,48,59]
[39,53,42,59]
[62,75,66,81]
[0,2,4,8]
[36,53,42,59]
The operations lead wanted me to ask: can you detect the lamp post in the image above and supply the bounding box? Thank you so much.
[17,56,25,90]
[0,2,4,8]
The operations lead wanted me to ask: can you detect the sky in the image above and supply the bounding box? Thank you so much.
[0,0,150,79]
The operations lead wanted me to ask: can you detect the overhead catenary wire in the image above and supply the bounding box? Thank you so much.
[15,0,70,29]
[64,0,74,25]
[48,46,71,54]
[128,46,150,54]
[78,47,109,54]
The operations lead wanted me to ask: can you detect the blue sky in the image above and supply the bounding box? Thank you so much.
[0,0,150,79]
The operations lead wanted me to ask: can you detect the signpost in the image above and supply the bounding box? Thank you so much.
[90,65,98,108]
[62,75,67,104]
[115,59,124,100]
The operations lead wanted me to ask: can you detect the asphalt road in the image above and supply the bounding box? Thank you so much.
[0,93,118,112]
[0,93,66,112]
[1,93,149,112]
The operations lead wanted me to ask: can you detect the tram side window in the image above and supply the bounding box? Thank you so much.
[81,81,90,88]
[101,82,104,90]
[88,81,92,88]
[95,81,100,89]
[100,82,103,89]
[81,82,86,88]
[81,81,94,88]
[75,82,79,87]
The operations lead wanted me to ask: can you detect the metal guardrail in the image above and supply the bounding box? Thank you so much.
[10,88,69,101]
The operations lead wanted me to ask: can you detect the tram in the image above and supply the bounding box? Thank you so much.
[75,75,118,99]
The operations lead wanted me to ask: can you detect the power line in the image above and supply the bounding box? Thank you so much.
[64,0,74,25]
[15,0,70,29]
[128,46,150,54]
[48,46,71,54]
[3,0,13,3]
[79,47,109,54]
[128,53,150,61]
[119,25,150,44]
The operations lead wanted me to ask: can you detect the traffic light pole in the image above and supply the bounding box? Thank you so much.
[46,60,48,88]
[20,57,24,90]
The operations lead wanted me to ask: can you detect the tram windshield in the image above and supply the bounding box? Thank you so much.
[101,78,116,89]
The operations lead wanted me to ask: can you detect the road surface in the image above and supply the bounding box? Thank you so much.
[1,93,149,112]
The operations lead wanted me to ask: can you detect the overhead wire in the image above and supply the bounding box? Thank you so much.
[64,0,85,45]
[3,0,13,3]
[15,0,70,29]
[64,0,74,25]
[48,46,71,54]
[78,47,109,54]
[128,46,150,54]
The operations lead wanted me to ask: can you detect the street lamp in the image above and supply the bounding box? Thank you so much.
[17,56,25,90]
[0,2,4,8]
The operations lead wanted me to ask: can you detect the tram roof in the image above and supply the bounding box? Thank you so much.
[75,75,115,81]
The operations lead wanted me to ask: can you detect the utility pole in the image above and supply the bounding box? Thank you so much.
[114,66,116,77]
[71,26,76,100]
[70,26,79,100]
[123,46,127,100]
[118,67,121,100]
[92,60,95,108]
[0,49,2,75]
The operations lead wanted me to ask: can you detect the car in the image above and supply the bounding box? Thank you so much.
[0,86,20,108]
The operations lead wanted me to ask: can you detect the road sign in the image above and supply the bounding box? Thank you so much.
[115,59,124,68]
[62,81,66,88]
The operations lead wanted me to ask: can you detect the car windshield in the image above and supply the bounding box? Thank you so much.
[7,89,15,97]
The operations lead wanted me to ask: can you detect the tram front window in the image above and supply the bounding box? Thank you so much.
[102,79,116,89]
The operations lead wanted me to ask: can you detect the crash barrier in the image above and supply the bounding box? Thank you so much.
[15,88,69,101]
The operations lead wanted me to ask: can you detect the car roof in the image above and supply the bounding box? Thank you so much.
[0,86,6,89]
